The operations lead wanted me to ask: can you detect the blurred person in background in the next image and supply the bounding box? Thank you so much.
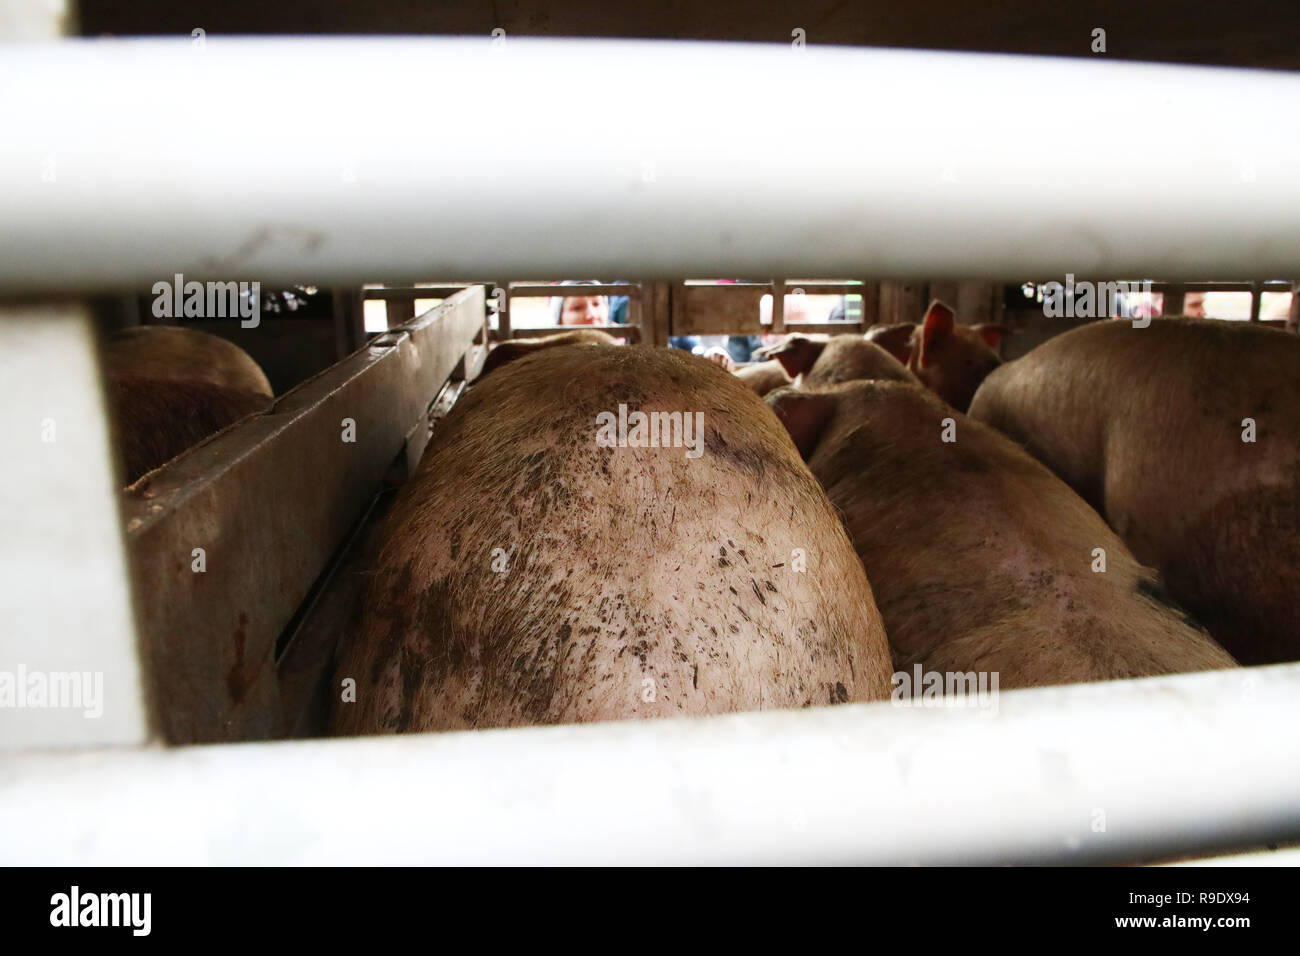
[552,280,610,326]
[1182,292,1207,318]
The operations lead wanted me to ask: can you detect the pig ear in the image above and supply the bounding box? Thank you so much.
[972,323,1009,354]
[763,336,826,379]
[918,300,955,369]
[865,323,916,364]
[767,388,836,459]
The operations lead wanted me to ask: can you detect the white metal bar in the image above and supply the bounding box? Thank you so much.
[0,304,154,749]
[2,38,1299,291]
[1170,843,1300,866]
[0,0,70,41]
[0,662,1295,865]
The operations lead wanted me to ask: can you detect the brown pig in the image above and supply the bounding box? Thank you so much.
[762,333,918,389]
[102,326,272,483]
[103,326,273,397]
[331,345,893,734]
[768,380,1236,689]
[480,329,619,377]
[867,301,1007,411]
[968,318,1300,665]
[109,375,269,483]
[733,359,793,396]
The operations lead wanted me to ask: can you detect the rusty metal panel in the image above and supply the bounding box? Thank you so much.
[122,287,484,744]
[459,342,488,382]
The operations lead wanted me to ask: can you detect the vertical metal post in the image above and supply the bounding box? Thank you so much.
[497,282,512,340]
[771,279,786,334]
[0,304,155,750]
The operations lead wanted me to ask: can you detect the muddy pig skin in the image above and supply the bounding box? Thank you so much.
[764,334,919,389]
[331,345,892,734]
[867,301,1007,412]
[103,326,273,397]
[480,329,619,377]
[734,359,793,396]
[969,318,1300,665]
[768,380,1236,688]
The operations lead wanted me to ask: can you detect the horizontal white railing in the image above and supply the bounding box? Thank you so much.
[1,37,1298,291]
[1,662,1297,865]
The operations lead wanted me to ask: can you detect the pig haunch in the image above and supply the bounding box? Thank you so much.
[762,333,918,389]
[969,318,1300,665]
[109,375,269,483]
[104,326,273,397]
[733,359,793,396]
[331,345,892,734]
[480,329,620,377]
[103,326,273,484]
[769,380,1236,689]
